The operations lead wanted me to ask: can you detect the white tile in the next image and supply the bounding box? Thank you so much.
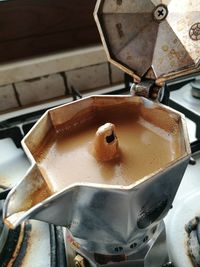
[0,46,107,87]
[15,74,66,106]
[110,64,124,84]
[66,63,110,92]
[0,85,19,112]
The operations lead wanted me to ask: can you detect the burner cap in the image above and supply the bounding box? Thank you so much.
[185,217,200,267]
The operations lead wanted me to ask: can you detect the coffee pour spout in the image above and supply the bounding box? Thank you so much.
[3,164,73,229]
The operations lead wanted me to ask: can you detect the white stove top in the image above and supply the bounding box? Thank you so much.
[0,139,51,267]
[165,117,200,267]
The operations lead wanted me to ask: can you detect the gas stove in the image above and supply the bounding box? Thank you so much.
[0,77,199,267]
[0,139,67,267]
[0,0,199,265]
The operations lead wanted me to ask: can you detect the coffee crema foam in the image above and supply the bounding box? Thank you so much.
[36,106,182,193]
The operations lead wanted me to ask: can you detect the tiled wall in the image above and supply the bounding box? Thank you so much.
[0,47,124,114]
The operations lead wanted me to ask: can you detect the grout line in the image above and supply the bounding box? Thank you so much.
[60,72,69,95]
[0,84,123,122]
[0,46,106,87]
[12,83,22,107]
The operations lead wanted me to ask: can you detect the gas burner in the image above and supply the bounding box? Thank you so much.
[0,196,32,266]
[0,81,198,267]
[0,139,67,267]
[165,153,200,267]
[185,217,200,267]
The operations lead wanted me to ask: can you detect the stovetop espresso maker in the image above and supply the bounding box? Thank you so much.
[3,0,200,266]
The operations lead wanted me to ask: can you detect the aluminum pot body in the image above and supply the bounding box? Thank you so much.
[3,95,190,255]
[35,156,189,255]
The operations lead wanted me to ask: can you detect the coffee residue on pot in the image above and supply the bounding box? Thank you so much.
[34,103,183,193]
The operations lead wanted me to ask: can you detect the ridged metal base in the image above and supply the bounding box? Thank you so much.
[65,221,168,267]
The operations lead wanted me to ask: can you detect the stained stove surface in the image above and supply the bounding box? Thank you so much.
[0,81,199,266]
[0,138,67,267]
[165,84,200,267]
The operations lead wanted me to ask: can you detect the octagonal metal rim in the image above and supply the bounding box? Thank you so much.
[22,95,191,192]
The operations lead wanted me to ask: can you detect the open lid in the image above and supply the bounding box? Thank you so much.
[94,0,200,85]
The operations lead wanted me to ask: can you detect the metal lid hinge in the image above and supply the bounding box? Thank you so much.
[130,79,165,103]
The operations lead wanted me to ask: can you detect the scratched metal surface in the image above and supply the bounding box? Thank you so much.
[94,0,200,84]
[0,139,51,267]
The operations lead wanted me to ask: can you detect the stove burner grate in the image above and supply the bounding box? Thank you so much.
[0,196,67,267]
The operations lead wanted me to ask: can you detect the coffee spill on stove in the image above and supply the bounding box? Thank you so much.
[4,181,52,229]
[36,106,182,193]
